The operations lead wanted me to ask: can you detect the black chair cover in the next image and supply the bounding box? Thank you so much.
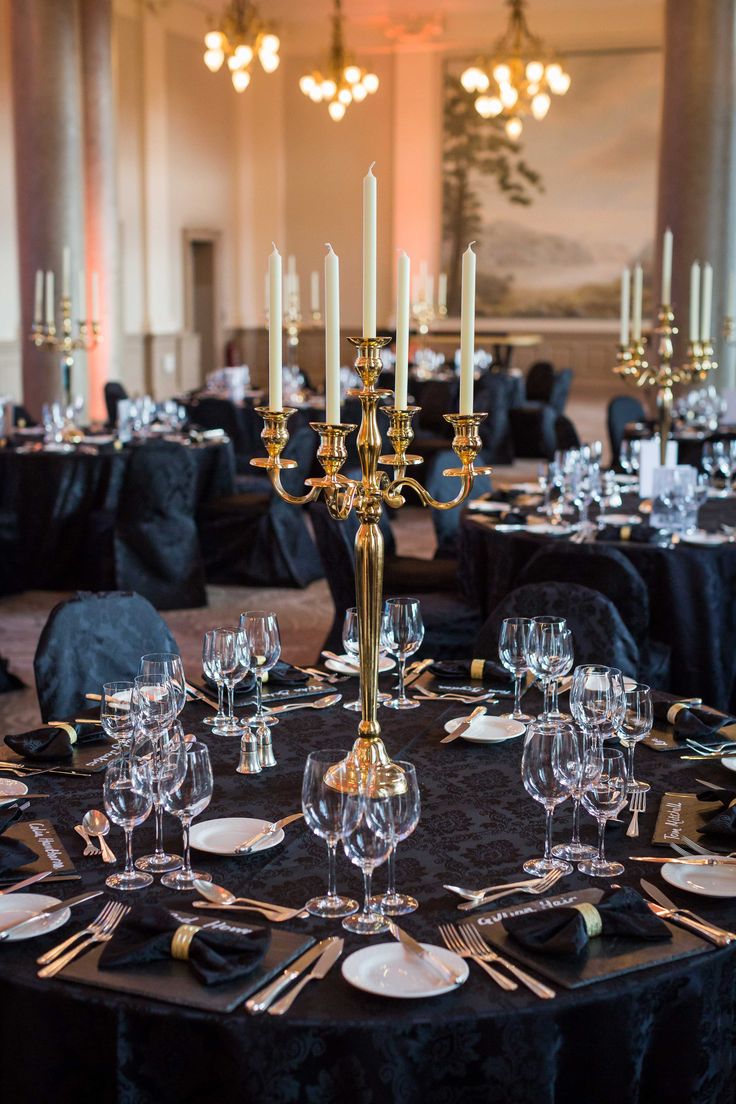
[509,404,558,459]
[13,405,36,427]
[189,397,262,465]
[555,414,581,451]
[549,368,573,415]
[34,590,179,721]
[104,382,128,427]
[114,441,207,609]
[425,449,493,557]
[525,362,555,403]
[475,581,640,678]
[0,654,23,694]
[608,395,646,462]
[474,373,516,464]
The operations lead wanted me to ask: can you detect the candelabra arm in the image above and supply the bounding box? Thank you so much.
[384,411,490,510]
[251,406,321,505]
[384,471,474,511]
[268,467,322,507]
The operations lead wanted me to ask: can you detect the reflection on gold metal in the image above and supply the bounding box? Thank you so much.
[253,336,490,794]
[29,294,102,429]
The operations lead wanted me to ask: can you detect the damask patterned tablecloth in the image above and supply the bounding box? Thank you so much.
[0,693,734,1104]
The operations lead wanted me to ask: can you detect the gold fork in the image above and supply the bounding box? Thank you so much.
[438,923,518,991]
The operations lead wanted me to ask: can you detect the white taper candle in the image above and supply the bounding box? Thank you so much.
[269,244,283,411]
[620,268,631,346]
[362,163,377,338]
[701,262,713,343]
[395,250,410,411]
[689,262,701,344]
[632,264,643,342]
[661,227,673,305]
[459,243,476,415]
[324,244,340,425]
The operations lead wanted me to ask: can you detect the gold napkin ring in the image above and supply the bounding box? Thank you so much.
[171,923,199,961]
[48,721,78,745]
[620,525,632,541]
[470,659,486,681]
[572,902,603,937]
[667,702,689,725]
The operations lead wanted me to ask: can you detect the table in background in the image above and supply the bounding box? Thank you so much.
[458,496,736,711]
[0,688,734,1103]
[418,331,542,372]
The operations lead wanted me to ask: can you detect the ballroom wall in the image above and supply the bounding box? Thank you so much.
[0,0,664,406]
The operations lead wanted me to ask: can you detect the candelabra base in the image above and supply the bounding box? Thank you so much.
[324,737,409,796]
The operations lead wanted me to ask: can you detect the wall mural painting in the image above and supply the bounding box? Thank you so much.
[441,50,662,321]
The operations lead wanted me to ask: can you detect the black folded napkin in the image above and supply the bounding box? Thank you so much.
[596,523,657,543]
[203,662,308,700]
[498,511,528,526]
[502,886,671,956]
[99,905,271,986]
[696,787,736,838]
[6,721,105,760]
[429,658,511,685]
[0,836,36,874]
[651,691,734,742]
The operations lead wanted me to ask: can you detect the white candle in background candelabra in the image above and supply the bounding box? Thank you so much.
[419,260,428,303]
[459,242,476,416]
[689,262,701,344]
[411,275,420,305]
[728,271,736,320]
[324,243,340,425]
[632,264,643,342]
[438,272,447,311]
[362,162,377,339]
[395,250,410,411]
[426,274,434,313]
[45,271,54,326]
[287,254,296,278]
[619,268,630,346]
[78,271,87,322]
[62,246,71,300]
[701,262,713,343]
[661,227,673,305]
[91,272,100,323]
[33,270,43,324]
[268,244,283,411]
[310,270,320,315]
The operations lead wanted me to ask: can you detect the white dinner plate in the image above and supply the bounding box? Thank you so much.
[467,501,509,513]
[509,482,542,495]
[13,426,43,436]
[614,474,640,485]
[597,514,642,526]
[0,893,71,941]
[42,443,74,454]
[680,530,729,547]
[324,655,395,676]
[718,756,736,775]
[0,780,28,806]
[661,862,736,898]
[444,716,526,743]
[523,522,575,537]
[341,942,468,999]
[189,817,284,856]
[80,434,114,446]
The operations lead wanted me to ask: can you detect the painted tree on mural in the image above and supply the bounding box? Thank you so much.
[443,74,542,314]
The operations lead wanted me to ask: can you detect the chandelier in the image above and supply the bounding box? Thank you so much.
[299,0,379,122]
[203,0,280,93]
[460,0,571,141]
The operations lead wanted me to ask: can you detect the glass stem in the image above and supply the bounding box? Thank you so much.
[181,817,192,878]
[544,807,554,860]
[398,656,406,702]
[227,683,234,723]
[216,682,224,718]
[362,867,373,916]
[626,742,636,785]
[543,680,551,715]
[255,673,263,719]
[513,673,522,716]
[124,827,134,876]
[154,803,164,857]
[571,796,582,847]
[326,839,338,900]
[386,846,396,898]
[597,817,607,863]
[551,680,559,714]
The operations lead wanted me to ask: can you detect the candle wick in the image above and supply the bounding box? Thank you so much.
[367,161,376,176]
[325,242,334,254]
[271,241,279,254]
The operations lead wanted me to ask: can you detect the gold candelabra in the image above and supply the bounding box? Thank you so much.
[612,302,718,466]
[29,297,101,416]
[252,336,491,794]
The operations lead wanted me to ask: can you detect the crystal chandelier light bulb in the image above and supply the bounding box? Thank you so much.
[474,96,494,118]
[259,50,280,73]
[531,91,551,119]
[260,33,280,54]
[526,59,544,82]
[309,85,324,102]
[552,71,571,94]
[338,87,352,105]
[493,62,511,83]
[344,65,362,84]
[461,66,484,93]
[505,116,523,140]
[322,78,337,98]
[232,69,251,92]
[300,75,315,95]
[362,73,379,94]
[545,62,562,82]
[499,83,518,108]
[351,82,367,101]
[205,31,224,50]
[328,100,346,121]
[203,48,225,72]
[227,55,240,71]
[235,43,253,64]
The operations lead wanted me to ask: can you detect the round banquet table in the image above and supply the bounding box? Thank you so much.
[0,438,235,592]
[1,689,735,1104]
[458,495,736,712]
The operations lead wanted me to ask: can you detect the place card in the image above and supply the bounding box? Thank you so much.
[0,819,78,886]
[652,791,723,847]
[1,735,118,773]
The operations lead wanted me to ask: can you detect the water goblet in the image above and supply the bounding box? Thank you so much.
[570,664,625,746]
[618,683,653,793]
[382,598,424,710]
[103,756,154,890]
[521,721,579,876]
[212,628,250,735]
[341,793,392,935]
[578,748,628,877]
[160,742,214,890]
[547,628,573,719]
[342,607,390,711]
[365,761,421,915]
[498,617,533,722]
[202,629,229,730]
[551,734,603,862]
[527,616,568,717]
[133,726,186,873]
[132,675,177,736]
[139,653,186,716]
[239,611,281,728]
[301,749,359,918]
[100,681,135,750]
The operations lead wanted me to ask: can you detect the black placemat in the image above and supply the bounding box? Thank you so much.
[0,819,78,885]
[464,888,712,989]
[1,736,118,773]
[58,910,314,1013]
[652,791,724,846]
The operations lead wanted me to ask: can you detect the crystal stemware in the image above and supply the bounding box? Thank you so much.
[239,611,281,728]
[160,743,214,890]
[139,653,186,717]
[132,675,177,736]
[578,748,628,878]
[301,749,359,918]
[133,726,186,873]
[547,628,574,719]
[366,760,421,915]
[527,616,568,717]
[382,598,424,710]
[570,664,625,746]
[618,683,653,793]
[100,681,135,751]
[342,607,390,712]
[103,756,154,890]
[521,721,579,876]
[212,628,250,735]
[551,734,603,862]
[341,791,392,935]
[201,629,229,730]
[498,617,533,723]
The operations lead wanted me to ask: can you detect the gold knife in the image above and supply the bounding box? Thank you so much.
[387,921,462,984]
[440,706,487,744]
[245,937,338,1013]
[185,683,219,710]
[640,878,736,946]
[629,855,736,866]
[235,812,305,854]
[268,938,344,1015]
[404,659,434,688]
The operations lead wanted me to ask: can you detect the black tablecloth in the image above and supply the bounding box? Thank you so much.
[1,688,735,1103]
[458,496,736,711]
[0,439,235,591]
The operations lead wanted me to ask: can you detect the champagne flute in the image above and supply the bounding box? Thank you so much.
[239,611,281,727]
[578,748,628,877]
[100,681,135,750]
[212,628,250,735]
[160,743,214,890]
[301,749,359,918]
[202,629,229,730]
[103,756,154,890]
[498,617,532,722]
[341,792,392,935]
[132,726,186,873]
[382,598,424,710]
[618,683,653,793]
[521,721,579,876]
[365,760,421,915]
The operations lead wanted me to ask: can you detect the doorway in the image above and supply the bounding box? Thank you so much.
[183,230,222,384]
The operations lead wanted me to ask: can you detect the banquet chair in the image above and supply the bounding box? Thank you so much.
[412,380,459,463]
[424,449,493,557]
[474,371,517,463]
[33,590,179,721]
[608,395,646,464]
[104,381,128,427]
[310,501,479,657]
[555,414,581,451]
[475,580,640,678]
[188,396,263,473]
[114,440,207,609]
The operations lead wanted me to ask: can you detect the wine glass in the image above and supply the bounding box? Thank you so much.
[551,734,603,862]
[381,598,424,710]
[139,653,186,717]
[132,675,177,735]
[239,611,281,727]
[100,681,136,750]
[579,748,628,877]
[211,628,250,735]
[520,721,579,876]
[498,617,533,723]
[132,726,186,873]
[202,629,229,731]
[341,792,392,935]
[342,607,390,712]
[160,742,214,890]
[618,683,653,793]
[570,665,625,745]
[365,761,421,915]
[103,756,154,890]
[301,749,360,918]
[527,616,568,717]
[547,628,574,719]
